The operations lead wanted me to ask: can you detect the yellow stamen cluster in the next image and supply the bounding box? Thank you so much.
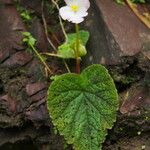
[71,5,79,12]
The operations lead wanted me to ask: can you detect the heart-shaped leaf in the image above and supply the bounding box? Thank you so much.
[47,64,118,150]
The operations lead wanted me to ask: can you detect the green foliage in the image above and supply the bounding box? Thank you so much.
[47,64,119,150]
[22,32,36,48]
[22,31,50,73]
[67,30,90,46]
[115,0,125,4]
[20,10,32,22]
[57,30,89,59]
[22,32,46,62]
[15,2,32,23]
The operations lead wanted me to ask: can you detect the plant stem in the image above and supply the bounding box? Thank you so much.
[76,58,81,74]
[42,0,71,73]
[75,24,81,74]
[30,44,52,75]
[41,52,61,57]
[42,53,71,73]
[51,0,68,41]
[63,60,71,73]
[42,0,57,51]
[125,0,150,29]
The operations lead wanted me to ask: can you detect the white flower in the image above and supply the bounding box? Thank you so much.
[59,0,90,24]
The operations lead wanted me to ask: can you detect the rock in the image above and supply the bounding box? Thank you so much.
[104,134,150,150]
[107,82,150,141]
[25,102,49,123]
[0,94,24,128]
[26,82,47,97]
[83,0,150,65]
[0,0,13,4]
[26,59,46,82]
[0,95,17,114]
[2,51,32,68]
[0,5,26,56]
[0,1,64,148]
[120,83,150,115]
[20,0,42,14]
[31,90,46,102]
[0,49,14,64]
[30,19,48,52]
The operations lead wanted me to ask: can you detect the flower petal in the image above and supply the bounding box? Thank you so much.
[65,0,90,10]
[59,6,84,24]
[76,7,88,18]
[59,6,74,20]
[70,16,84,24]
[76,0,90,9]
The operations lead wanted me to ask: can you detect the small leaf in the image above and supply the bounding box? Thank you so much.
[67,30,90,46]
[47,64,119,150]
[21,10,32,21]
[22,32,36,47]
[22,32,31,37]
[22,38,28,42]
[57,30,89,59]
[115,0,125,4]
[58,44,75,59]
[58,43,87,59]
[50,75,61,81]
[77,44,87,56]
[28,37,36,47]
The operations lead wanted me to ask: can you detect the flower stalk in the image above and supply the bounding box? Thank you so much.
[30,44,52,75]
[75,24,81,73]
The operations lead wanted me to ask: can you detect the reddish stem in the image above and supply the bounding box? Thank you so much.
[76,58,81,74]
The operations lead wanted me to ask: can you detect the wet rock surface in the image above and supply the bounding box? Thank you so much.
[84,0,150,65]
[0,1,67,149]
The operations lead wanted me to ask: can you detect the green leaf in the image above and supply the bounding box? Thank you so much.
[47,64,119,150]
[67,30,90,46]
[57,43,87,59]
[115,0,125,4]
[22,32,31,37]
[57,44,75,59]
[57,30,89,59]
[50,75,62,81]
[28,36,36,47]
[22,32,36,47]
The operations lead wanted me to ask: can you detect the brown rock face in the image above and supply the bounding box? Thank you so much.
[0,0,48,129]
[20,0,42,14]
[30,19,48,52]
[2,51,32,68]
[26,82,47,97]
[0,0,13,4]
[120,84,150,115]
[84,0,150,65]
[0,5,26,58]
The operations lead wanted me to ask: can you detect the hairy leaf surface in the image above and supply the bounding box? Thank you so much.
[47,64,118,150]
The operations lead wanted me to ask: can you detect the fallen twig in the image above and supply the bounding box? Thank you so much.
[126,0,150,29]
